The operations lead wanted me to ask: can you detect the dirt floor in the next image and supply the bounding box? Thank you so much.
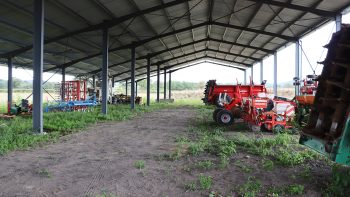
[0,107,196,196]
[0,107,336,197]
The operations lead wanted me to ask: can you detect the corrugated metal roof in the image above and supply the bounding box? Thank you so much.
[0,0,349,82]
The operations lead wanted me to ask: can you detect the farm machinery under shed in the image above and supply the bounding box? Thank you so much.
[299,24,350,165]
[202,80,267,107]
[204,80,296,132]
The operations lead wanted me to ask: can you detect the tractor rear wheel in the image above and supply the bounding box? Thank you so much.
[216,110,234,125]
[213,108,223,122]
[260,124,269,132]
[273,124,285,133]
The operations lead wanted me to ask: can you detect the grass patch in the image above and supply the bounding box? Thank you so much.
[234,161,254,173]
[267,184,304,196]
[324,164,350,196]
[236,176,262,197]
[194,160,215,170]
[35,168,52,178]
[134,160,145,170]
[198,174,213,190]
[0,102,189,154]
[261,159,274,171]
[185,181,197,191]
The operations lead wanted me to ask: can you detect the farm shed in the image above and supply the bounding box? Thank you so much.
[1,0,350,132]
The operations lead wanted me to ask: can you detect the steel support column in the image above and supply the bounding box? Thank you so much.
[156,64,160,102]
[244,70,247,84]
[335,14,342,32]
[163,69,166,99]
[130,45,136,110]
[61,67,65,100]
[33,0,44,133]
[146,56,151,106]
[251,66,253,83]
[7,58,13,113]
[135,81,138,98]
[169,71,172,99]
[112,77,115,88]
[125,79,128,95]
[295,40,302,96]
[273,52,278,96]
[92,75,96,88]
[101,28,109,114]
[260,61,263,82]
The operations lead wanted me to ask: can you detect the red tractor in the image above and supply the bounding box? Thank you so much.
[213,83,296,132]
[202,80,267,107]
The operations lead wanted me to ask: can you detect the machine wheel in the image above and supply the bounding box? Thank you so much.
[213,108,223,122]
[216,110,234,125]
[260,124,269,132]
[306,74,317,79]
[273,124,285,133]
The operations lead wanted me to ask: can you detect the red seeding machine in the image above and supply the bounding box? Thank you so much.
[202,80,267,107]
[205,80,296,132]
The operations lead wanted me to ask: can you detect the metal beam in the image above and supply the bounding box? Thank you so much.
[260,61,263,82]
[122,56,246,82]
[33,0,44,134]
[130,44,136,110]
[125,79,128,95]
[212,21,296,41]
[101,28,109,115]
[115,57,247,83]
[86,38,263,76]
[244,70,247,85]
[156,65,160,102]
[47,20,284,73]
[0,0,190,58]
[169,71,172,99]
[7,57,12,113]
[135,81,138,98]
[61,67,65,100]
[163,69,166,99]
[251,66,254,83]
[247,0,337,17]
[146,56,151,106]
[295,40,302,96]
[273,52,277,96]
[112,49,249,78]
[206,48,260,61]
[336,14,342,32]
[209,38,274,54]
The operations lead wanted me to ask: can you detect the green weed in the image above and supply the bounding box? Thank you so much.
[235,161,253,173]
[324,164,350,196]
[198,174,213,190]
[195,160,215,170]
[237,176,262,197]
[95,192,117,197]
[36,168,52,178]
[185,181,197,191]
[134,160,145,170]
[267,184,304,196]
[261,159,274,171]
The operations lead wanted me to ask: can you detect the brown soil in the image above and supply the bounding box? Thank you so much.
[0,107,332,197]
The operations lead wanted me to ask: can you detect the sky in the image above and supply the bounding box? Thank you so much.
[1,11,350,86]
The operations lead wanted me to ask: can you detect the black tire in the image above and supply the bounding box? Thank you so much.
[306,74,317,79]
[213,108,223,122]
[260,124,269,132]
[273,124,285,133]
[216,110,234,126]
